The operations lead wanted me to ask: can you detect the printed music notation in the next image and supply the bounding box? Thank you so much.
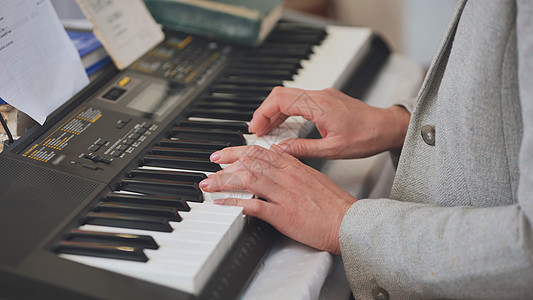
[0,0,89,125]
[76,0,164,70]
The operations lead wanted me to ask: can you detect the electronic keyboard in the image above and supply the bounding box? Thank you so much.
[0,21,389,299]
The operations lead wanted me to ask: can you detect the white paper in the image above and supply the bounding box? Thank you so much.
[76,0,164,70]
[0,0,89,125]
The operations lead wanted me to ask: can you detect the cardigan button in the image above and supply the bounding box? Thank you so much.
[372,286,390,300]
[421,125,436,145]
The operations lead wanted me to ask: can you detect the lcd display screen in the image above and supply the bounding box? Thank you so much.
[127,82,184,118]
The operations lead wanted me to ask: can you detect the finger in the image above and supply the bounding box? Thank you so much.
[213,197,279,222]
[250,90,288,136]
[250,87,320,135]
[277,137,341,159]
[211,145,285,168]
[209,146,251,164]
[253,111,288,136]
[200,157,288,201]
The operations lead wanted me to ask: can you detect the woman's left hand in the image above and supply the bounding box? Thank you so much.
[199,145,357,255]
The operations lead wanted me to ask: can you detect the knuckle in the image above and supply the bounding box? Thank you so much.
[239,155,255,169]
[251,109,261,120]
[271,86,283,93]
[292,142,308,157]
[246,200,264,216]
[323,87,338,96]
[270,86,284,101]
[213,172,231,188]
[238,169,257,186]
[247,145,266,158]
[323,141,342,159]
[282,140,308,159]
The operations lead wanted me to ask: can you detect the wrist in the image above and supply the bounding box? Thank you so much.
[385,105,410,151]
[328,196,357,255]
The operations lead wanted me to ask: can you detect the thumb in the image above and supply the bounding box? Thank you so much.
[277,138,331,158]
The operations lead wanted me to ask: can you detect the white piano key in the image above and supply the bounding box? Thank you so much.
[78,207,243,246]
[64,202,244,294]
[284,26,372,90]
[60,253,204,293]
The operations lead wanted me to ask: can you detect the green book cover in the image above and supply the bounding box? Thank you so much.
[144,0,284,46]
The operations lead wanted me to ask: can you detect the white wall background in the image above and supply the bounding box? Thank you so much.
[332,0,457,67]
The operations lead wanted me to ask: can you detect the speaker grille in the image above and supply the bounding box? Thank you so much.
[0,156,102,267]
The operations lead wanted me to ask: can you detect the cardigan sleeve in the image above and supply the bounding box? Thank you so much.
[339,1,533,299]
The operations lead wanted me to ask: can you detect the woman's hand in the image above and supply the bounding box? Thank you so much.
[199,145,358,255]
[249,87,410,159]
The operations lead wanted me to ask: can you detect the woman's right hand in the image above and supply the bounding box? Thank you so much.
[249,87,411,159]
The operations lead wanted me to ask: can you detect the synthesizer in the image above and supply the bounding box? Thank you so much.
[0,21,389,299]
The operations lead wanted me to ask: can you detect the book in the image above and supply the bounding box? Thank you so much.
[66,29,111,75]
[143,0,284,46]
[75,0,165,70]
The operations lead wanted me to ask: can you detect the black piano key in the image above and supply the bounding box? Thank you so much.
[159,138,232,150]
[265,33,325,45]
[143,154,221,173]
[259,42,317,50]
[195,101,260,111]
[188,108,254,121]
[217,77,284,87]
[270,33,326,43]
[85,212,173,232]
[120,177,204,202]
[152,146,213,159]
[178,120,250,134]
[56,240,149,262]
[95,202,182,222]
[224,69,293,80]
[130,168,207,183]
[209,84,274,96]
[271,25,327,37]
[231,63,301,73]
[236,57,302,66]
[105,192,191,212]
[246,48,312,59]
[171,127,246,145]
[67,229,159,250]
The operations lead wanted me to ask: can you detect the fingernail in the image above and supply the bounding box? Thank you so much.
[199,179,210,188]
[210,151,221,162]
[248,120,255,132]
[213,199,224,205]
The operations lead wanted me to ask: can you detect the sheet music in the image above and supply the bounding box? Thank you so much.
[0,0,89,125]
[76,0,164,70]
